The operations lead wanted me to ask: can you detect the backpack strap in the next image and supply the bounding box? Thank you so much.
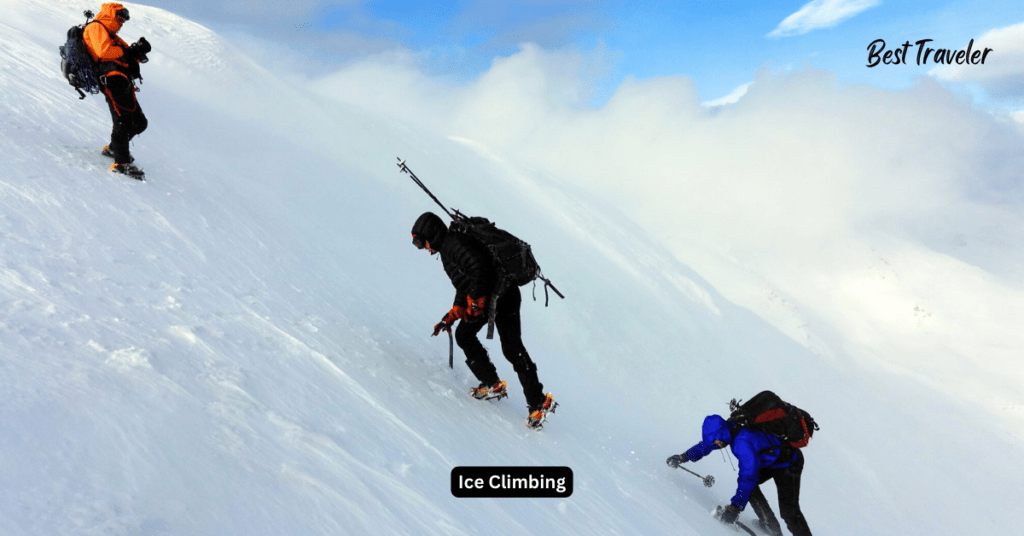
[528,267,563,307]
[485,294,497,339]
[485,278,509,340]
[538,275,563,305]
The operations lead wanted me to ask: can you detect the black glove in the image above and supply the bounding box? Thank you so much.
[666,452,688,468]
[128,37,151,63]
[718,504,742,524]
[126,58,142,81]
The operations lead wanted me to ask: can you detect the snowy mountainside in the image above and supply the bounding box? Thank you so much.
[1,1,1022,535]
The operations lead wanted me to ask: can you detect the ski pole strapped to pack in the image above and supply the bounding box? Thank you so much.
[727,391,819,449]
[59,11,102,99]
[397,158,565,339]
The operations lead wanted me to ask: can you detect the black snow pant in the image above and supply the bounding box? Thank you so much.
[748,450,812,536]
[454,286,545,410]
[101,73,147,165]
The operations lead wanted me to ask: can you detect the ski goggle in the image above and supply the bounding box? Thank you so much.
[412,234,426,249]
[116,8,130,21]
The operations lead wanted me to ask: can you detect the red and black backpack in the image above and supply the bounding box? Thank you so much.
[728,391,819,449]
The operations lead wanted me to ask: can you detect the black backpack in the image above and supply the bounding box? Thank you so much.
[59,11,101,99]
[448,211,562,338]
[728,391,818,449]
[450,214,540,288]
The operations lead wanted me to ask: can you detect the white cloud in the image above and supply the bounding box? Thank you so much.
[309,42,616,144]
[310,46,1024,258]
[768,0,880,38]
[930,21,1024,98]
[703,81,752,106]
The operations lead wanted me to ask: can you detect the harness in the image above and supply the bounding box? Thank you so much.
[91,21,139,115]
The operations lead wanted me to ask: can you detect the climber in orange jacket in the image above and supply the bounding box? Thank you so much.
[83,3,150,179]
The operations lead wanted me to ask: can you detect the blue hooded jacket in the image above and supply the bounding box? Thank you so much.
[684,415,797,510]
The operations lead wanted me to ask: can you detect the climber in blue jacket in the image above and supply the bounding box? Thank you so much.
[667,415,812,536]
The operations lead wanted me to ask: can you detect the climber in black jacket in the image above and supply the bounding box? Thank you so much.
[411,212,555,428]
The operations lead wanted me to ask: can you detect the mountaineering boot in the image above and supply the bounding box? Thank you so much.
[527,393,557,429]
[111,162,145,180]
[101,146,134,163]
[470,380,507,401]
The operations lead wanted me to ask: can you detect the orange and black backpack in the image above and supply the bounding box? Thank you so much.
[728,391,819,449]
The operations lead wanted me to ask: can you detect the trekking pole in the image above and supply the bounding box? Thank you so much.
[673,465,715,488]
[734,523,755,536]
[713,507,757,536]
[397,158,455,220]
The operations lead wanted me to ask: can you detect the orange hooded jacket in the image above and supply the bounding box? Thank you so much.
[83,3,131,74]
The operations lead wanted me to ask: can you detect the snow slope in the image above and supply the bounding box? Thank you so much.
[1,1,1021,535]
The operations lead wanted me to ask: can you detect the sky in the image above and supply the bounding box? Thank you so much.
[139,0,1024,109]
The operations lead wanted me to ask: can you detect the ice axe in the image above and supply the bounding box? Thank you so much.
[674,465,715,488]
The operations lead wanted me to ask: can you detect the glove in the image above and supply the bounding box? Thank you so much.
[717,504,742,525]
[432,305,466,336]
[128,37,151,63]
[666,452,688,468]
[466,295,487,318]
[126,58,142,81]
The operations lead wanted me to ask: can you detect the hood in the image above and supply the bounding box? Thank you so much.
[411,212,448,250]
[95,3,127,33]
[701,415,733,447]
